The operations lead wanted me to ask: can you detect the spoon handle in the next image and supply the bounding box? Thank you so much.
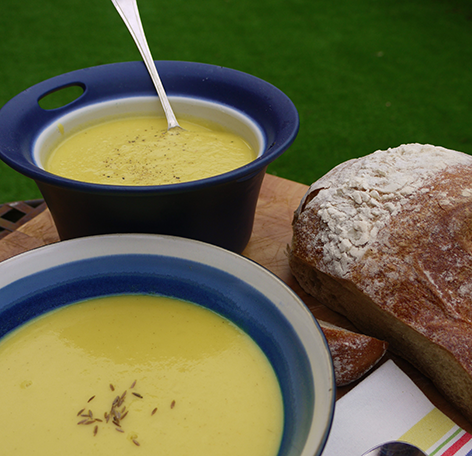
[111,0,180,130]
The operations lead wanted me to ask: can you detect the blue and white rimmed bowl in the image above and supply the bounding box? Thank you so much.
[0,61,299,253]
[0,234,334,456]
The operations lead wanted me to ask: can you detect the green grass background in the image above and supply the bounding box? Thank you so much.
[0,0,471,202]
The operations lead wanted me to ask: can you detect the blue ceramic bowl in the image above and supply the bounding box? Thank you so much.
[0,234,334,456]
[0,61,299,253]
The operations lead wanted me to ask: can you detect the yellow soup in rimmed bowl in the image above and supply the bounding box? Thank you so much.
[0,61,299,252]
[36,97,264,186]
[0,234,335,456]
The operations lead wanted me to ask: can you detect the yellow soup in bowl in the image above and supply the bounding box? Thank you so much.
[0,294,283,456]
[45,115,257,185]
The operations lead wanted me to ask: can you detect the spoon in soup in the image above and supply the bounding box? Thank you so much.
[111,0,181,131]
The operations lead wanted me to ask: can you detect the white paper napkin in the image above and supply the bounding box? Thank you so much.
[321,360,472,456]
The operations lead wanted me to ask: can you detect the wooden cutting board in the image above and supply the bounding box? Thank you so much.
[0,173,470,431]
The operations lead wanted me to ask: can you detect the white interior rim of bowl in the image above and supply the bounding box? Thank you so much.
[33,96,266,169]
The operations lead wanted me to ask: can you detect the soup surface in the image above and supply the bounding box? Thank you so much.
[0,294,283,456]
[44,115,257,185]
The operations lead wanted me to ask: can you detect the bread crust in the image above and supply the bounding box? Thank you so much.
[290,144,472,422]
[318,319,387,386]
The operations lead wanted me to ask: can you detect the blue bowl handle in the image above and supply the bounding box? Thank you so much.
[17,61,155,123]
[36,80,87,114]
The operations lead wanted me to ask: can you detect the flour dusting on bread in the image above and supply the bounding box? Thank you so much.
[295,143,472,277]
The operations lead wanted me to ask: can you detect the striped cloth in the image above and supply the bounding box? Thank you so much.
[321,360,472,456]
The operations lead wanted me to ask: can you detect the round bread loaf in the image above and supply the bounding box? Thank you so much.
[290,143,472,421]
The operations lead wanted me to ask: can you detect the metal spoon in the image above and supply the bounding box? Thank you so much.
[362,441,427,456]
[111,0,181,131]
